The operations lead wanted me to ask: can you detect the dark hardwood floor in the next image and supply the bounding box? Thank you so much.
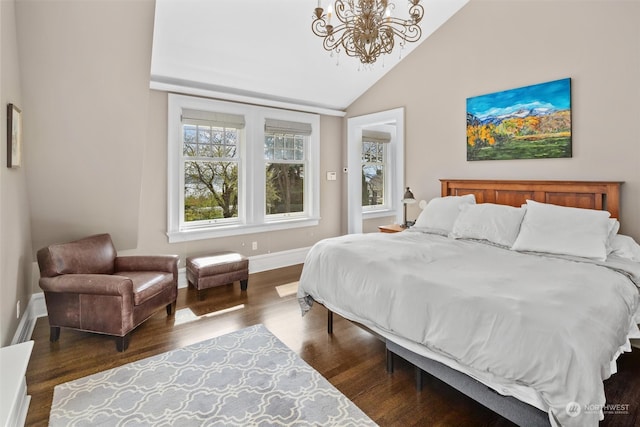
[25,265,640,426]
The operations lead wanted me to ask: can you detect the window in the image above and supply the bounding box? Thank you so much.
[361,129,391,211]
[182,109,243,225]
[264,119,311,218]
[167,95,320,242]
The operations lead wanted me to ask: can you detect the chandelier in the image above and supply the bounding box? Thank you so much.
[312,0,424,65]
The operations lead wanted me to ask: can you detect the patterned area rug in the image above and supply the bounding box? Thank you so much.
[50,324,376,426]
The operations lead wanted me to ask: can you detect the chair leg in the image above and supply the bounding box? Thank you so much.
[240,279,248,291]
[197,289,205,301]
[116,334,130,352]
[386,348,394,373]
[50,326,60,342]
[166,302,176,315]
[327,310,333,334]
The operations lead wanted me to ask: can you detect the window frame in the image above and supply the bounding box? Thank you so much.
[167,94,320,243]
[347,108,405,233]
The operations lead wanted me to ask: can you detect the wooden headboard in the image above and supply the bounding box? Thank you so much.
[440,179,622,219]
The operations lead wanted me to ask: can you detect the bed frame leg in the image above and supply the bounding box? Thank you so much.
[327,310,333,334]
[386,348,394,373]
[415,366,423,391]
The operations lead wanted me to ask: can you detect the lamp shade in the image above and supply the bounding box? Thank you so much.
[402,187,416,204]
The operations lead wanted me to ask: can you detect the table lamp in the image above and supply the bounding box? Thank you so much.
[401,187,417,228]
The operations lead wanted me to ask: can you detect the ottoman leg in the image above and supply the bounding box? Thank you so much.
[240,279,248,291]
[197,289,205,301]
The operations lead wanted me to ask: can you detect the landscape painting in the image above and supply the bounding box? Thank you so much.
[466,78,571,161]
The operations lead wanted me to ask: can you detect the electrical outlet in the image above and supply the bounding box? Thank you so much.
[252,241,258,250]
[16,300,20,319]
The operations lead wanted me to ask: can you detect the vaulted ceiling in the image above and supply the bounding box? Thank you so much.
[151,0,470,113]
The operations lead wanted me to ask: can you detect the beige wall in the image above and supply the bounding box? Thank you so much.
[347,0,640,241]
[1,0,33,346]
[15,0,344,299]
[17,0,153,254]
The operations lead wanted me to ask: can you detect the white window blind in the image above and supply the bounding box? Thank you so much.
[265,119,312,136]
[362,129,391,143]
[182,109,246,129]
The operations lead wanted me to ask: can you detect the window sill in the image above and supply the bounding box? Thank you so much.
[362,208,397,219]
[167,217,320,243]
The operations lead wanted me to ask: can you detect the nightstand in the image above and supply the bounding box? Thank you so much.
[378,224,405,233]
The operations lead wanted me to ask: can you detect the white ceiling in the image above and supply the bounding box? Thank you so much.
[151,0,470,113]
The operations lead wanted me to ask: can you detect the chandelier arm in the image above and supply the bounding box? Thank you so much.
[321,24,355,54]
[378,29,395,54]
[408,3,424,23]
[381,22,422,43]
[337,30,361,58]
[334,0,352,24]
[311,17,329,37]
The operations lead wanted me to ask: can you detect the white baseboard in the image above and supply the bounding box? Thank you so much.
[11,293,45,345]
[18,247,311,340]
[248,246,309,273]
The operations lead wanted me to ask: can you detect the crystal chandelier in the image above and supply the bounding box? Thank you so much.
[312,0,424,65]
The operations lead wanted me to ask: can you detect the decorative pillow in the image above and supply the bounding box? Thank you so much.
[511,200,611,260]
[450,203,526,247]
[608,234,640,262]
[414,194,476,234]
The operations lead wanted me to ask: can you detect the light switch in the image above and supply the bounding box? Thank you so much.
[326,171,337,181]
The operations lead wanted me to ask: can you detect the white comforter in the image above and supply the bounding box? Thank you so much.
[297,231,640,427]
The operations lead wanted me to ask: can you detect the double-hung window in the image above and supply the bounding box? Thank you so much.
[361,129,392,213]
[264,119,311,219]
[182,109,243,225]
[167,94,320,242]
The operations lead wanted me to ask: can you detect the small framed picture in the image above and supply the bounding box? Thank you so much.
[7,103,22,168]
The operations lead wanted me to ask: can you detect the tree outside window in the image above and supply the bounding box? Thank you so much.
[362,141,385,207]
[183,124,239,222]
[265,133,305,215]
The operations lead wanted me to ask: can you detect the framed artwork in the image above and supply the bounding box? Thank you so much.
[7,103,22,168]
[466,78,571,161]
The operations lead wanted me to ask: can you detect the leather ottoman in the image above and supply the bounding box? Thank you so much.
[186,252,249,300]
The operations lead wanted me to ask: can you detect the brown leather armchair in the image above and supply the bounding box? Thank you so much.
[37,233,178,351]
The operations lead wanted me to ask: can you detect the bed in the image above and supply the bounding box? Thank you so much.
[298,179,640,427]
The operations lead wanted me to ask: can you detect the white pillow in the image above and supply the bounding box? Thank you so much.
[511,200,611,260]
[414,194,476,233]
[450,203,526,247]
[606,219,620,254]
[608,234,640,262]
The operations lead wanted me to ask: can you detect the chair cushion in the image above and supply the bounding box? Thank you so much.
[118,271,175,305]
